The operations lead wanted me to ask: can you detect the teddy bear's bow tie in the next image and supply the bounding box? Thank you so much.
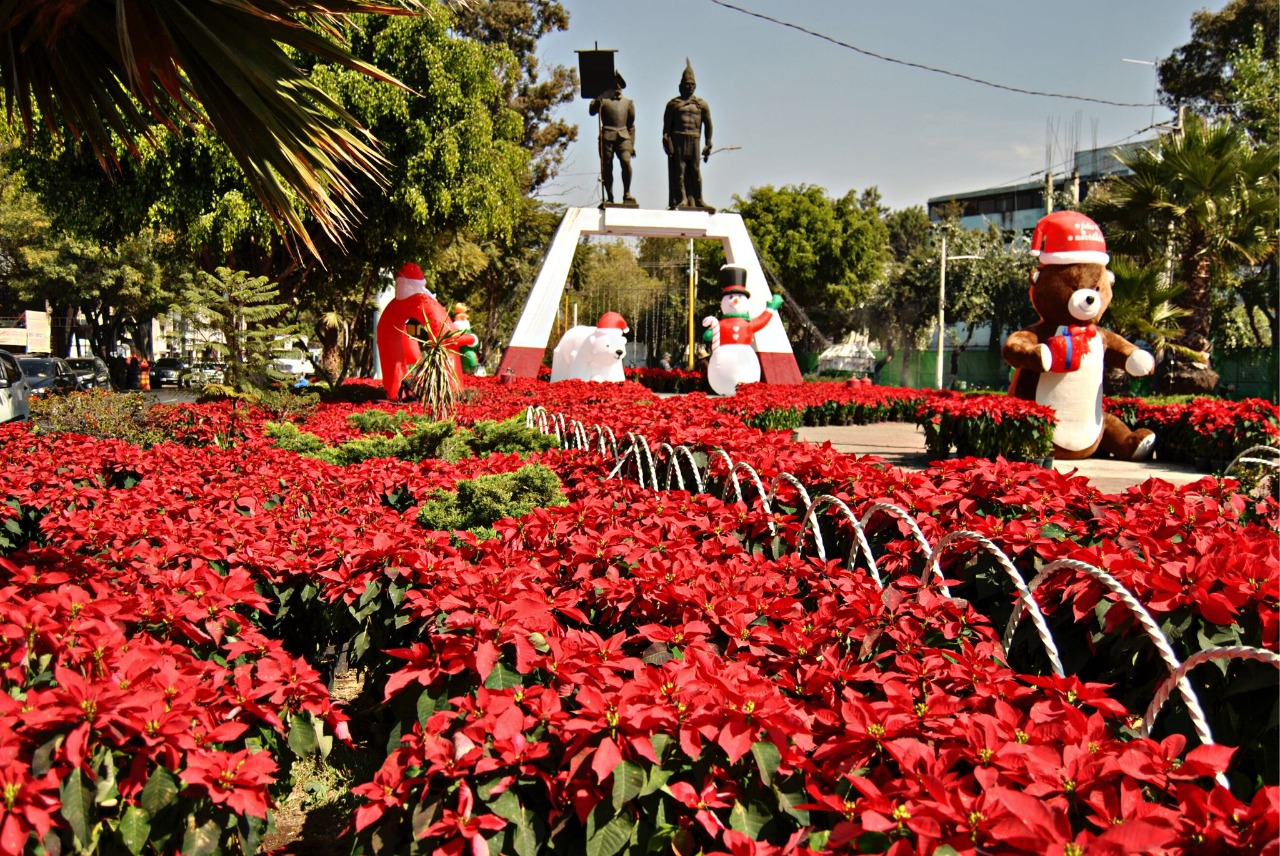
[1055,323,1098,338]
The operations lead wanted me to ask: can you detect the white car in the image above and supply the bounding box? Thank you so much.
[269,348,315,380]
[0,349,31,423]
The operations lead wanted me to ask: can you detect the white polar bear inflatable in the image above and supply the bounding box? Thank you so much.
[550,312,629,383]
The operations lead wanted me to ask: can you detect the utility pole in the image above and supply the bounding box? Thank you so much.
[937,229,947,390]
[686,239,697,369]
[935,225,982,390]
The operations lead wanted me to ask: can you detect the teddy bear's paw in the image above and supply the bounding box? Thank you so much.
[1126,350,1155,377]
[1038,344,1053,372]
[1130,431,1156,461]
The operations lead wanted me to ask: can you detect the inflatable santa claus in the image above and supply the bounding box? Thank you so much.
[702,265,783,396]
[376,262,477,400]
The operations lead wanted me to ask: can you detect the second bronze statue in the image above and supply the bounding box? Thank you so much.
[662,59,714,212]
[589,70,637,206]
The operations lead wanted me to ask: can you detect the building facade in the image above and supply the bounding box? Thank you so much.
[926,143,1144,233]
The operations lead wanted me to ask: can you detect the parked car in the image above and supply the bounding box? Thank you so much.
[181,362,225,387]
[0,349,31,422]
[66,356,112,390]
[151,357,188,388]
[17,356,83,398]
[270,348,315,380]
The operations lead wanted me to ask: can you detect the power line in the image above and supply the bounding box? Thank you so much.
[704,0,1161,109]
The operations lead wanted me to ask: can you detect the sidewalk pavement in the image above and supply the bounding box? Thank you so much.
[796,423,1210,495]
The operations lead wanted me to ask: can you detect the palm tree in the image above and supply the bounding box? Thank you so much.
[0,0,432,257]
[1086,115,1278,394]
[1102,256,1194,394]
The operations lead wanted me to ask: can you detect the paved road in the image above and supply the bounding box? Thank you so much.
[796,423,1210,494]
[144,388,198,405]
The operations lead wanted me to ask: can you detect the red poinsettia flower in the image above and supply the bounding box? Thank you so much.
[180,747,277,818]
[422,781,506,855]
[0,759,60,856]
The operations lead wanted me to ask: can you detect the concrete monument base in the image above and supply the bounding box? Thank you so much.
[498,206,802,385]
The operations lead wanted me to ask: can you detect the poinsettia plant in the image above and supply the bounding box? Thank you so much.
[0,377,1275,855]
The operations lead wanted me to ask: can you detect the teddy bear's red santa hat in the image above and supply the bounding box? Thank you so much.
[1030,211,1110,266]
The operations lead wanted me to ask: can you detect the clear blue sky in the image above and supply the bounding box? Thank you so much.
[536,0,1211,213]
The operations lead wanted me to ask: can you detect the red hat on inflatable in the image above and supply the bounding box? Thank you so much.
[1029,211,1109,266]
[719,265,749,297]
[396,262,425,283]
[596,311,629,333]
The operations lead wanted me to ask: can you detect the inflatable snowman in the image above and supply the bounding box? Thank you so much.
[702,265,782,396]
[550,312,629,383]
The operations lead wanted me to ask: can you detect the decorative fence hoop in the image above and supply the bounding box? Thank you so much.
[731,462,770,512]
[1143,646,1280,737]
[1010,557,1222,783]
[857,502,932,556]
[1226,444,1279,477]
[525,405,1269,794]
[705,450,740,503]
[796,495,886,589]
[769,473,813,514]
[653,444,705,494]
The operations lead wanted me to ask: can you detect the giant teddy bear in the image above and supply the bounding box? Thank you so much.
[702,265,783,396]
[550,312,629,383]
[1003,211,1156,461]
[376,263,477,400]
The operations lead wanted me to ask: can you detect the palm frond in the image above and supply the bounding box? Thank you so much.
[403,324,464,420]
[0,0,436,256]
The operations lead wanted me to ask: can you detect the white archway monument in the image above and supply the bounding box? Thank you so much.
[498,206,803,384]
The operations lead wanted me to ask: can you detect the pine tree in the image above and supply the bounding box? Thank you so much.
[181,268,293,389]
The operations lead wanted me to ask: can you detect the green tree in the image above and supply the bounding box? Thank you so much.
[1102,256,1193,393]
[1085,115,1278,393]
[1223,25,1280,146]
[9,6,533,375]
[863,207,931,383]
[0,144,53,314]
[1158,0,1278,127]
[862,210,1034,388]
[444,199,565,370]
[296,9,530,378]
[180,268,292,389]
[635,236,725,366]
[0,0,442,255]
[450,0,579,191]
[732,184,889,340]
[567,240,667,338]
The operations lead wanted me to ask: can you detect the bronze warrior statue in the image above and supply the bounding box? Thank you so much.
[663,60,713,210]
[589,70,636,205]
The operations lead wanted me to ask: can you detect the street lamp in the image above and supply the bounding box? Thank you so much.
[936,227,981,390]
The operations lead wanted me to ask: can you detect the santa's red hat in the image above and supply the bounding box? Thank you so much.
[397,262,425,283]
[596,311,629,333]
[1029,212,1109,266]
[394,262,430,299]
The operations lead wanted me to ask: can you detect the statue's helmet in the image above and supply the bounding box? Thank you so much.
[680,59,696,89]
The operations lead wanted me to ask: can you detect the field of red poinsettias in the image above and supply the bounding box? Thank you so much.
[0,379,1276,855]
